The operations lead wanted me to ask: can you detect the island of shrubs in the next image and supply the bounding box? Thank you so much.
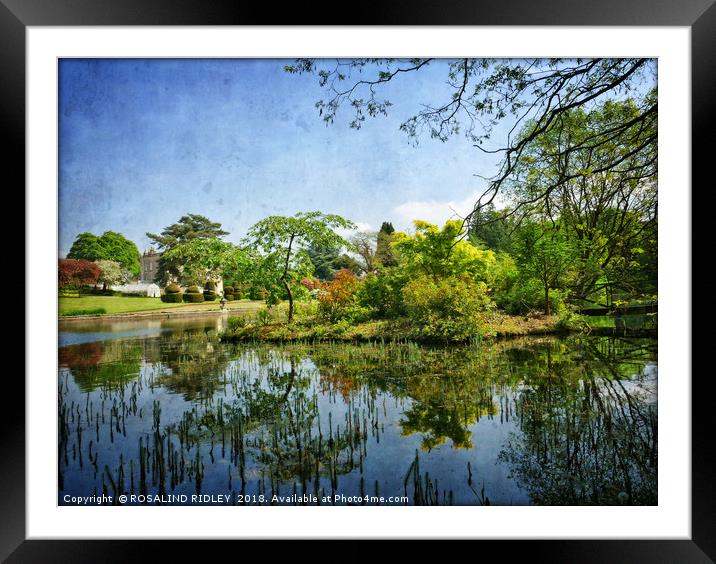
[161,281,227,303]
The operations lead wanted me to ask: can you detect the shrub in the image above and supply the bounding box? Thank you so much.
[162,283,183,302]
[165,283,181,294]
[223,285,234,300]
[224,293,234,301]
[316,269,362,322]
[402,274,494,341]
[357,269,409,318]
[255,308,273,326]
[502,278,567,316]
[227,316,248,331]
[203,284,217,301]
[183,286,204,303]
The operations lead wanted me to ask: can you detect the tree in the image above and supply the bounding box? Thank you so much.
[515,224,574,316]
[247,211,355,322]
[95,260,129,290]
[505,100,657,303]
[160,238,257,288]
[58,259,101,288]
[393,220,499,283]
[350,231,379,274]
[68,231,140,277]
[375,221,398,267]
[147,214,229,284]
[468,203,515,253]
[286,58,656,226]
[98,232,142,278]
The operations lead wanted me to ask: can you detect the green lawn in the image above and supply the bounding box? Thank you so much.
[59,296,265,316]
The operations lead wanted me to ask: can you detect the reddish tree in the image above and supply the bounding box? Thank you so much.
[58,259,101,288]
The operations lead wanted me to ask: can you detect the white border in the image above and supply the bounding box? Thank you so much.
[27,27,691,539]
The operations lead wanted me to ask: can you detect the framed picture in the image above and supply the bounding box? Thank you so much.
[12,0,710,560]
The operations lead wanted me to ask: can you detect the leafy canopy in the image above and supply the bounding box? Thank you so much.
[68,231,141,277]
[394,220,499,282]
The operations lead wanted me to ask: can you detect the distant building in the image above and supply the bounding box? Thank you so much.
[140,248,161,283]
[111,283,161,298]
[138,246,225,296]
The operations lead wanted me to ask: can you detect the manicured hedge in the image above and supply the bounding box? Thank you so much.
[183,292,204,303]
[203,291,217,301]
[183,285,204,303]
[162,283,183,303]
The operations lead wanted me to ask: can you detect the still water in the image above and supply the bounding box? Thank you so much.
[58,315,657,506]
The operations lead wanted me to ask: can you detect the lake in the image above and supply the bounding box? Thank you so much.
[58,315,657,506]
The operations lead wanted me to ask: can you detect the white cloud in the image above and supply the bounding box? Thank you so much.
[392,191,482,232]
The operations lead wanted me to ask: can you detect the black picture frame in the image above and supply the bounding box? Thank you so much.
[8,0,711,560]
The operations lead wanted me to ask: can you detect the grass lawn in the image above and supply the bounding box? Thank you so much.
[59,296,265,316]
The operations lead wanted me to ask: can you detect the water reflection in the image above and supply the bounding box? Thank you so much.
[58,319,657,505]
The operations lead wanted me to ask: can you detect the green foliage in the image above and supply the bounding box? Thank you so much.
[402,274,494,341]
[503,278,567,316]
[165,283,181,294]
[68,231,141,277]
[376,221,398,267]
[160,238,255,287]
[161,283,183,303]
[147,214,229,284]
[512,224,574,316]
[394,220,503,286]
[247,211,356,322]
[227,316,248,331]
[183,291,205,303]
[203,291,217,301]
[357,269,409,318]
[60,307,107,317]
[255,308,273,326]
[316,269,370,323]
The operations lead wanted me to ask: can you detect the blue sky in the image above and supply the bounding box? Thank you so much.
[59,59,521,254]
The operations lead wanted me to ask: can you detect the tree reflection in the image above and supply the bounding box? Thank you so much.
[499,338,657,505]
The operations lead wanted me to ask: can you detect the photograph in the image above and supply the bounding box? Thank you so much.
[56,57,659,507]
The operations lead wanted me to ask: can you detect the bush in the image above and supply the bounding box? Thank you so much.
[204,280,216,291]
[162,283,183,302]
[255,308,273,326]
[203,290,217,301]
[316,269,368,323]
[402,274,494,341]
[502,277,567,316]
[224,293,234,301]
[357,269,409,318]
[227,316,247,331]
[183,287,204,303]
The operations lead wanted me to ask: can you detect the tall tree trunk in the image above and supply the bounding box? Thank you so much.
[282,233,295,323]
[282,278,294,323]
[545,286,551,316]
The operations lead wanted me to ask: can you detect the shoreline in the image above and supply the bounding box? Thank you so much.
[58,308,232,323]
